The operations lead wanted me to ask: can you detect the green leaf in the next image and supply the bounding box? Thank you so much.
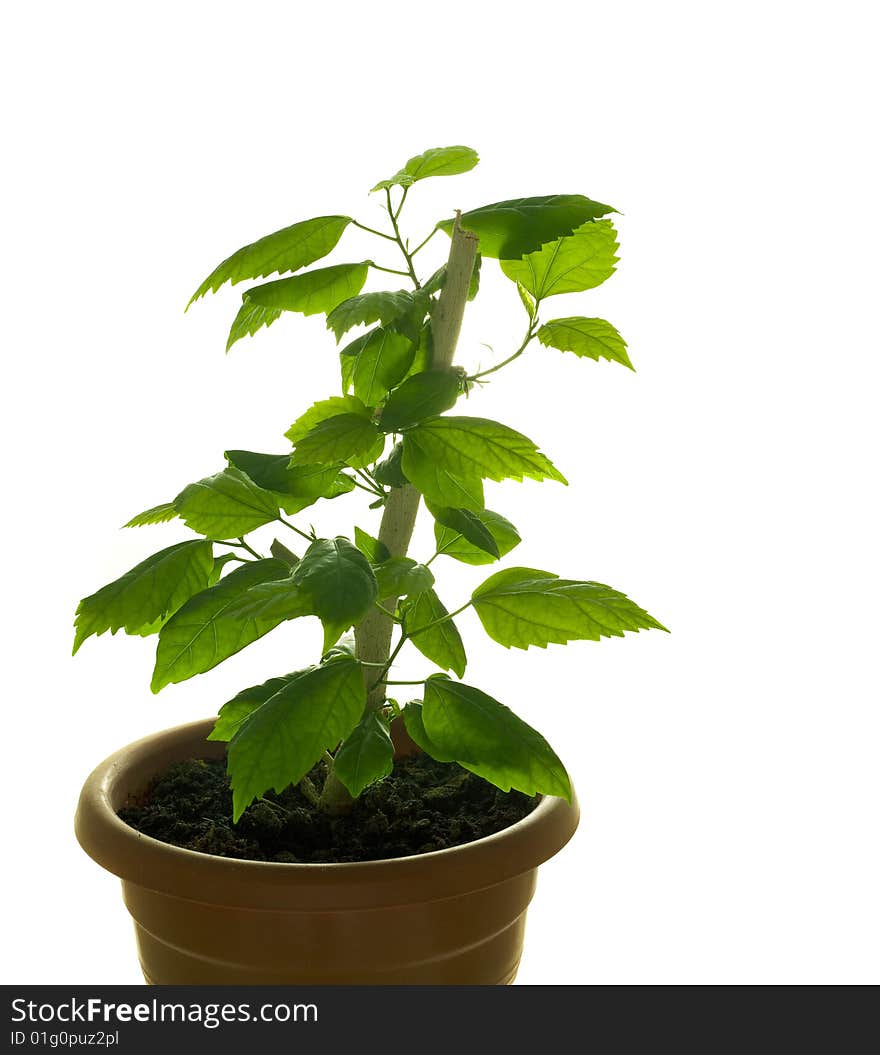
[327,289,427,342]
[188,216,352,306]
[402,589,466,677]
[208,673,298,742]
[402,701,454,761]
[428,505,500,559]
[333,710,394,797]
[403,416,566,492]
[472,567,668,650]
[223,576,313,623]
[373,557,434,600]
[228,262,369,350]
[434,508,521,566]
[341,327,416,405]
[72,540,214,654]
[353,526,390,564]
[285,394,371,444]
[379,370,461,431]
[270,539,299,567]
[224,450,354,513]
[438,194,616,259]
[291,537,377,650]
[500,220,618,299]
[401,434,485,511]
[517,281,536,320]
[227,656,366,820]
[173,467,279,537]
[290,413,384,469]
[421,677,571,800]
[537,317,633,370]
[372,442,408,488]
[371,145,479,192]
[151,558,289,691]
[123,502,177,528]
[468,253,482,300]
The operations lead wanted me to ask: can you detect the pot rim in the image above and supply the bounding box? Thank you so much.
[75,718,580,911]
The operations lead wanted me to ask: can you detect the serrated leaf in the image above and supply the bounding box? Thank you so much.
[151,558,289,691]
[122,502,177,528]
[228,262,369,350]
[537,317,633,370]
[402,589,466,677]
[371,145,479,192]
[517,281,536,319]
[189,215,352,305]
[291,537,378,650]
[403,416,566,493]
[72,540,214,654]
[353,526,390,564]
[341,326,416,405]
[285,394,371,444]
[227,656,366,820]
[223,576,313,623]
[379,370,461,431]
[290,413,385,469]
[434,508,521,566]
[500,220,618,299]
[472,566,668,650]
[333,710,394,797]
[401,435,485,511]
[224,450,354,514]
[428,505,500,559]
[327,289,427,342]
[438,194,616,259]
[373,557,434,600]
[421,677,571,800]
[173,467,279,537]
[208,673,299,742]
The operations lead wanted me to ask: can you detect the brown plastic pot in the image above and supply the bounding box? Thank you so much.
[75,718,579,985]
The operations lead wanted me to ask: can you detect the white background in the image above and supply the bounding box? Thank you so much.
[2,1,877,985]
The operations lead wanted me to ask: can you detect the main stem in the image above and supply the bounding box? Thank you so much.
[319,215,478,813]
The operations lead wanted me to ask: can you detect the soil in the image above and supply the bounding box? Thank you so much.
[118,754,538,863]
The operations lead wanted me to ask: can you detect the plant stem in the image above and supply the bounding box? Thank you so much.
[236,537,264,560]
[318,215,478,815]
[385,188,421,289]
[276,516,314,543]
[351,219,397,242]
[409,228,439,257]
[469,317,539,382]
[368,261,411,278]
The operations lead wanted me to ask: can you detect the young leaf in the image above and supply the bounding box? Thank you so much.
[151,558,290,691]
[401,436,485,511]
[327,289,427,342]
[353,526,390,564]
[188,216,352,305]
[402,589,467,677]
[227,656,366,820]
[402,701,454,761]
[433,508,521,566]
[72,540,214,654]
[517,282,536,320]
[372,442,408,488]
[208,673,299,742]
[269,538,299,567]
[341,327,416,405]
[173,467,279,537]
[500,221,618,299]
[228,262,369,350]
[472,567,668,650]
[438,194,616,259]
[373,557,434,600]
[371,146,479,192]
[421,677,571,800]
[224,451,354,513]
[291,537,378,650]
[537,317,633,370]
[333,710,394,797]
[403,416,566,489]
[427,505,501,559]
[290,413,384,469]
[123,502,177,528]
[285,394,371,444]
[379,370,461,431]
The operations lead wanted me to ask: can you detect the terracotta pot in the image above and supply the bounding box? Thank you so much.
[75,718,579,984]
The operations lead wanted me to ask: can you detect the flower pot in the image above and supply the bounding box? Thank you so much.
[75,718,579,985]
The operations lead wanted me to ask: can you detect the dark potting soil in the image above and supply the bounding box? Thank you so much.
[118,754,538,863]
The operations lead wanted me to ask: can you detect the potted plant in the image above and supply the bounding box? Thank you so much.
[74,145,666,984]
